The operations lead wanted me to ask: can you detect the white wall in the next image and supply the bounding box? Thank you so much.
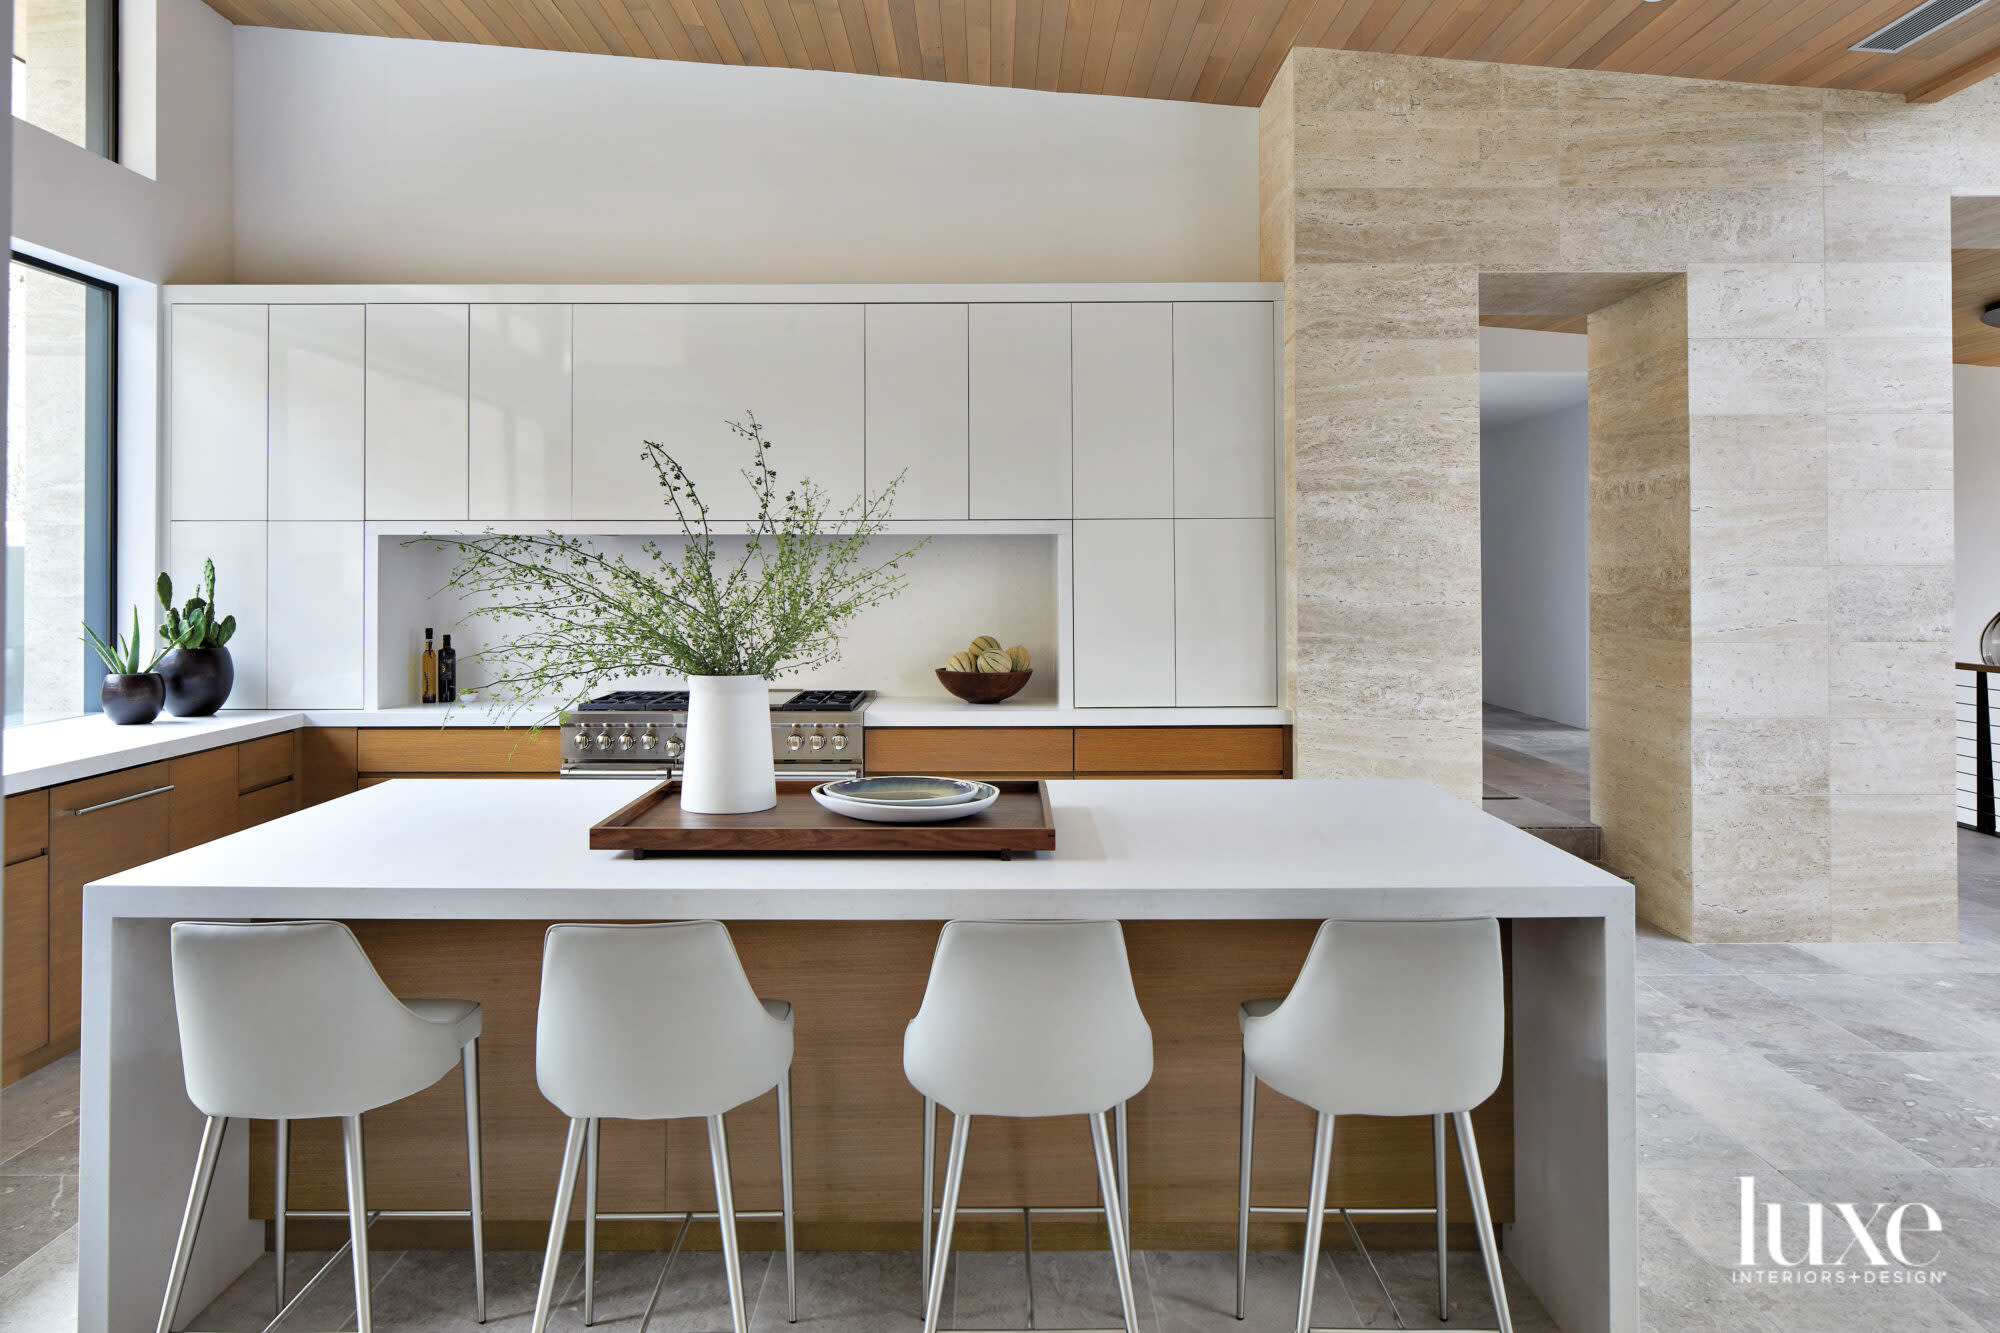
[1481,400,1590,729]
[1958,364,2000,660]
[230,29,1258,284]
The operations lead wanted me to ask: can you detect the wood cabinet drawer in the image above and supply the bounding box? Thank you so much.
[3,856,49,1064]
[238,779,298,830]
[357,728,561,775]
[6,791,49,865]
[865,728,1074,777]
[170,748,240,853]
[1074,727,1288,775]
[49,762,173,1047]
[239,732,298,792]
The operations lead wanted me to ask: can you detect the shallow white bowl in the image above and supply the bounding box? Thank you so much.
[812,781,1000,823]
[818,775,985,807]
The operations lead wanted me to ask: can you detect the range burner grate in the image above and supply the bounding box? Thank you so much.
[577,690,691,712]
[775,689,870,712]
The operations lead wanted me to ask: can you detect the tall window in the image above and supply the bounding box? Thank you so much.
[11,0,117,158]
[6,256,116,727]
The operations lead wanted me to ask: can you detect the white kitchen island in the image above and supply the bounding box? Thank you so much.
[80,777,1634,1333]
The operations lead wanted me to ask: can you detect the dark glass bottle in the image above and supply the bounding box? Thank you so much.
[420,628,437,705]
[438,634,457,704]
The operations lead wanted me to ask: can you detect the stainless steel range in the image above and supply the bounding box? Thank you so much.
[558,688,873,780]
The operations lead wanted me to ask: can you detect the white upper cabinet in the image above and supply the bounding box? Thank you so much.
[1176,518,1277,706]
[266,521,364,709]
[470,305,573,521]
[268,305,364,521]
[1072,304,1172,518]
[573,304,864,522]
[170,305,267,520]
[1073,519,1176,708]
[1174,302,1276,518]
[365,305,470,520]
[167,521,268,709]
[865,305,968,521]
[969,304,1071,519]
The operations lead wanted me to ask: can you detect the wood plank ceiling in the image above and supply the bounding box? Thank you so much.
[204,0,2000,106]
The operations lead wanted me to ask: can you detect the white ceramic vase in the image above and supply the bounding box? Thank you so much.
[680,674,777,813]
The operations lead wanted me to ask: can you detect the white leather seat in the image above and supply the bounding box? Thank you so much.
[1236,918,1512,1333]
[528,922,796,1333]
[905,920,1152,1333]
[158,921,487,1333]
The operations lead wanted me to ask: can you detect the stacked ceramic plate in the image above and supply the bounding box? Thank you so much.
[811,775,1000,823]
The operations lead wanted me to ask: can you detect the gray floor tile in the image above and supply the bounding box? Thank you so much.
[1691,943,1848,975]
[952,1247,1155,1332]
[749,1248,924,1332]
[1636,1201,1784,1333]
[0,1057,78,1162]
[0,1227,76,1333]
[1781,1168,2000,1330]
[0,1174,74,1275]
[1326,1246,1557,1331]
[550,1247,767,1332]
[188,1248,405,1332]
[1635,1067,1776,1174]
[1641,975,1879,1055]
[1766,1052,2000,1169]
[1746,971,2000,1052]
[0,1123,77,1178]
[1646,1052,1932,1173]
[1634,925,1733,976]
[1144,1248,1318,1333]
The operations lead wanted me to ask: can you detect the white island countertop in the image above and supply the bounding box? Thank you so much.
[92,776,1625,919]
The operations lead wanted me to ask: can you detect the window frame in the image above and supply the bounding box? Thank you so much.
[12,0,119,159]
[9,251,119,718]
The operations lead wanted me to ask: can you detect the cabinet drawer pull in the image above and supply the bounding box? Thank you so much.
[65,784,175,817]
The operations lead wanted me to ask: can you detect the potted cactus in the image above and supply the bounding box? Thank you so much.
[83,606,166,725]
[156,559,238,716]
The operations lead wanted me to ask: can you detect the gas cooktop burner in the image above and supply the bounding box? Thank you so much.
[577,690,690,712]
[774,689,870,712]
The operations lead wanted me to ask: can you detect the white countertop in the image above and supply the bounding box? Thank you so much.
[91,777,1628,921]
[1,712,308,793]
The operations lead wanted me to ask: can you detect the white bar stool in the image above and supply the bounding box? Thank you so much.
[528,921,797,1333]
[1236,917,1511,1333]
[905,920,1153,1333]
[158,920,487,1333]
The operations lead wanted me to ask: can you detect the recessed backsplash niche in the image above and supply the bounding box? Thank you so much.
[375,533,1058,710]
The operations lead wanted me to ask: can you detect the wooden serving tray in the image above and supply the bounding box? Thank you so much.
[590,779,1056,857]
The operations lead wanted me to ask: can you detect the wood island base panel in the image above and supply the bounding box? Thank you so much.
[252,918,1513,1255]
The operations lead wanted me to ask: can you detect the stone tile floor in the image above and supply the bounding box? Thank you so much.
[4,711,1998,1329]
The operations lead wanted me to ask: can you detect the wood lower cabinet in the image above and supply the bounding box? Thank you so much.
[866,725,1289,780]
[48,763,174,1050]
[3,792,52,1079]
[356,728,561,778]
[170,747,240,852]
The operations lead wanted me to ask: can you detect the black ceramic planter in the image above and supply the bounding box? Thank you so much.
[101,673,166,725]
[158,646,235,717]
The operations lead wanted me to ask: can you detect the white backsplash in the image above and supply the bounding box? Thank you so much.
[377,533,1059,709]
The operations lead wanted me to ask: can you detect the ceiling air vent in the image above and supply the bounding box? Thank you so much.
[1852,0,1992,53]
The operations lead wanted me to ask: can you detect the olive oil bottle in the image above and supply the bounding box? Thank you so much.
[420,628,438,704]
[438,634,458,704]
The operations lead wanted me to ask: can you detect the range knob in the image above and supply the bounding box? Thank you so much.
[831,725,847,752]
[569,723,590,754]
[666,731,685,759]
[593,726,614,753]
[639,724,658,751]
[809,724,827,752]
[787,727,804,752]
[616,725,635,752]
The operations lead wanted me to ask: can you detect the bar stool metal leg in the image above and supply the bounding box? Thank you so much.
[920,1097,937,1306]
[1236,1058,1255,1320]
[1114,1101,1131,1253]
[1089,1110,1141,1333]
[464,1039,488,1324]
[708,1114,751,1333]
[583,1117,601,1326]
[155,1115,227,1333]
[1294,1113,1334,1333]
[342,1115,374,1333]
[531,1118,589,1333]
[273,1117,289,1315]
[1454,1111,1513,1333]
[922,1112,971,1333]
[778,1072,799,1323]
[1433,1113,1448,1321]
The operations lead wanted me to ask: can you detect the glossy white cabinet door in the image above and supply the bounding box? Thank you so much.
[471,305,572,520]
[169,305,267,520]
[268,305,364,521]
[1073,303,1172,518]
[573,304,864,522]
[167,521,267,709]
[1072,519,1175,708]
[865,304,967,520]
[970,304,1070,519]
[266,522,364,708]
[1175,518,1277,707]
[365,305,469,520]
[1174,302,1276,518]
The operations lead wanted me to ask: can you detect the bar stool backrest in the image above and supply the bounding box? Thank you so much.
[904,919,1153,1118]
[1243,917,1504,1118]
[535,921,793,1120]
[169,919,465,1120]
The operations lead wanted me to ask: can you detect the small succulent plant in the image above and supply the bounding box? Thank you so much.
[83,605,164,676]
[157,559,237,650]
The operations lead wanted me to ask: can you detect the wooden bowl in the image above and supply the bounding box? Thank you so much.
[936,668,1032,704]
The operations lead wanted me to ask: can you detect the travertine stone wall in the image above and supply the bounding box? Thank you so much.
[1260,47,1991,941]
